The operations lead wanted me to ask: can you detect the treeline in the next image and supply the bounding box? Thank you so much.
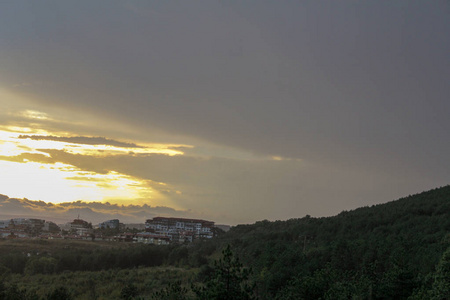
[215,185,450,299]
[0,243,215,276]
[0,185,449,299]
[0,245,254,300]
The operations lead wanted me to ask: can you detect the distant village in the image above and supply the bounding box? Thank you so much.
[0,216,228,245]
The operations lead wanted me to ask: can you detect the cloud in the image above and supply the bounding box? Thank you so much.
[0,153,55,164]
[18,135,143,148]
[0,1,448,225]
[0,194,206,225]
[0,1,447,177]
[2,147,433,224]
[0,125,447,224]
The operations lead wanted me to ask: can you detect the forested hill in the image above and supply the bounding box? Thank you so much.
[213,185,450,299]
[0,186,448,299]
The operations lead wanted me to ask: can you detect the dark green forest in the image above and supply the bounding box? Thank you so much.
[0,186,449,299]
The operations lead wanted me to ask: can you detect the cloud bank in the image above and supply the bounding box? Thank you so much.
[0,1,448,225]
[18,135,142,148]
[0,194,205,225]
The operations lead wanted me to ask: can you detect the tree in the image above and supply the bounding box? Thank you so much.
[121,283,139,300]
[0,282,5,299]
[430,247,450,299]
[194,245,256,300]
[275,266,338,300]
[24,257,57,275]
[1,284,39,300]
[46,286,73,300]
[151,281,191,300]
[1,284,26,300]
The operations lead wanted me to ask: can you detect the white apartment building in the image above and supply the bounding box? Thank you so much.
[145,217,214,241]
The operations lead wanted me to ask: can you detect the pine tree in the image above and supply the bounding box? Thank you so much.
[194,245,256,300]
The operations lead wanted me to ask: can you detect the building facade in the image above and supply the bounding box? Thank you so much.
[69,218,92,236]
[0,218,50,236]
[99,219,120,229]
[145,217,214,242]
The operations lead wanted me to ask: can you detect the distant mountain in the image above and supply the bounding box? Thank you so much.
[0,194,205,225]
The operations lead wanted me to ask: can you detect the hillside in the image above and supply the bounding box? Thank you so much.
[0,186,448,299]
[214,185,450,299]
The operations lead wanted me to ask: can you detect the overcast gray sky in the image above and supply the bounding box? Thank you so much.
[0,1,449,224]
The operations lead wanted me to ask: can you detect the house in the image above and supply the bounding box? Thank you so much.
[134,232,170,245]
[113,232,135,243]
[0,229,30,239]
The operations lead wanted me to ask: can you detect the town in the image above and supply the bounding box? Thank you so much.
[0,216,223,245]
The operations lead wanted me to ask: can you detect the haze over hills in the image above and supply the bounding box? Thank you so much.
[0,194,208,225]
[0,185,448,226]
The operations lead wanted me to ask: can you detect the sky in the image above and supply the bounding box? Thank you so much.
[0,1,449,225]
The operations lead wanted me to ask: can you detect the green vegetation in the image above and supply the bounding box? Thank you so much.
[0,185,449,299]
[218,186,449,299]
[192,245,255,300]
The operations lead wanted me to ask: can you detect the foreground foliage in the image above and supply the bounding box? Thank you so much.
[192,245,255,300]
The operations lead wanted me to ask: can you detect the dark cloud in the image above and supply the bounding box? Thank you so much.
[1,1,448,162]
[0,153,55,164]
[18,135,142,148]
[0,1,448,223]
[65,176,110,182]
[6,148,437,224]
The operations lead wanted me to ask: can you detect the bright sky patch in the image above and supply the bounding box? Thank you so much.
[0,126,181,205]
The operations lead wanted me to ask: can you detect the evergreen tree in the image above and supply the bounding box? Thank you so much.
[151,281,191,300]
[121,283,139,300]
[430,247,450,299]
[46,286,73,300]
[194,245,256,300]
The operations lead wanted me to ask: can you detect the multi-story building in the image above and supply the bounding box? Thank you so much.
[145,217,214,242]
[43,221,60,233]
[0,218,46,236]
[69,218,92,236]
[134,232,170,245]
[24,219,46,234]
[99,219,120,229]
[0,220,9,229]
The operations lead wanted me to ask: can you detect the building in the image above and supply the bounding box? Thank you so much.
[43,221,60,233]
[69,218,92,236]
[0,229,30,239]
[134,232,170,245]
[0,220,9,229]
[145,217,214,241]
[24,219,45,234]
[0,229,11,238]
[99,219,120,229]
[0,218,46,236]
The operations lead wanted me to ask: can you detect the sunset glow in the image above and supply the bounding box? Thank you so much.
[0,1,448,225]
[0,123,182,206]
